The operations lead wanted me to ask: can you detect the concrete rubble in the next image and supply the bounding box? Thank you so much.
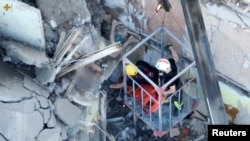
[0,40,49,68]
[0,0,249,141]
[0,0,118,140]
[36,0,91,29]
[0,0,45,49]
[54,98,82,126]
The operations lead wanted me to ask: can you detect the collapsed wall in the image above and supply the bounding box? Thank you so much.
[0,0,250,140]
[0,0,114,141]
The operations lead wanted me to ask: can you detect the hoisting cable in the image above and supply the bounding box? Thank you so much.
[169,11,190,43]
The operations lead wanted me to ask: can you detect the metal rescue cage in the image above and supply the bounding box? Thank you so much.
[122,26,201,137]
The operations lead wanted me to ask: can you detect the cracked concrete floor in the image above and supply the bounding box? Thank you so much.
[0,61,88,141]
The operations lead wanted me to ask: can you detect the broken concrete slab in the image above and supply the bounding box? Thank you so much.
[36,0,91,27]
[67,89,97,107]
[0,108,43,141]
[24,76,50,98]
[243,54,250,69]
[54,98,82,126]
[0,61,32,102]
[47,111,57,128]
[0,40,49,68]
[84,100,99,126]
[43,22,58,42]
[37,128,61,141]
[35,95,50,109]
[35,64,57,85]
[0,97,39,114]
[76,26,99,53]
[38,108,51,124]
[0,0,45,49]
[60,127,68,141]
[48,100,55,111]
[170,128,180,138]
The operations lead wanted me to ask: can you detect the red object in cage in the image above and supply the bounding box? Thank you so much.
[128,85,166,114]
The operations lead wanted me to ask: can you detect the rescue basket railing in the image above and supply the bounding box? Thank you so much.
[122,26,200,135]
[123,58,198,131]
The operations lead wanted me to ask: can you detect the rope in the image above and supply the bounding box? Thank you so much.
[169,11,190,42]
[161,11,167,27]
[147,12,157,26]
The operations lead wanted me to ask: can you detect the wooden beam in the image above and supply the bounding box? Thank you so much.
[56,42,121,78]
[54,30,66,58]
[60,36,88,66]
[54,27,82,66]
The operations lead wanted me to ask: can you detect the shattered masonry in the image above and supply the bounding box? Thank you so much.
[0,0,250,141]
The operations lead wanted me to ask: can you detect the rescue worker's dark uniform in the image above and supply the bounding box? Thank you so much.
[126,60,158,86]
[126,59,182,116]
[160,58,179,90]
[126,59,179,89]
[161,58,182,116]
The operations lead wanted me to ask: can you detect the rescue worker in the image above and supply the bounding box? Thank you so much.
[110,61,158,89]
[155,44,183,116]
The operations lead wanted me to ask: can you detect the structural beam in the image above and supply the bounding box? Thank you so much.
[180,0,228,124]
[57,42,121,78]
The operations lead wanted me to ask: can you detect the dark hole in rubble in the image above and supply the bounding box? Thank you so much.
[101,20,111,40]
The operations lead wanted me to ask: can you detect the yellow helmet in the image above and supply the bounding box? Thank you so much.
[125,65,137,76]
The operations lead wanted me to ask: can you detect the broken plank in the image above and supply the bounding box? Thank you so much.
[59,37,88,66]
[54,27,82,66]
[54,30,66,58]
[56,42,121,78]
[55,28,81,65]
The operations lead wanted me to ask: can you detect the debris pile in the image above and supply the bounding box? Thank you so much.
[203,0,250,12]
[0,0,122,140]
[0,0,211,141]
[105,95,209,141]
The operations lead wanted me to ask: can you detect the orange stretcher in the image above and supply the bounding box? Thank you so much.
[127,84,166,114]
